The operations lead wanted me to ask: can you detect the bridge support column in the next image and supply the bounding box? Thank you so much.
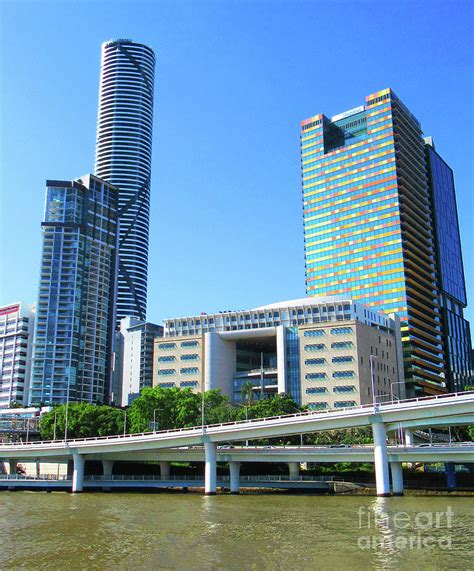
[404,428,414,446]
[229,462,240,494]
[102,460,114,477]
[204,442,217,495]
[288,462,299,480]
[160,461,171,478]
[72,454,85,493]
[9,460,17,475]
[35,460,41,478]
[372,422,390,497]
[445,462,456,489]
[0,461,6,475]
[390,462,404,496]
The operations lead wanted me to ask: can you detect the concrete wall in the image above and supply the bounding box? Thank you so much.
[204,332,237,398]
[153,335,204,392]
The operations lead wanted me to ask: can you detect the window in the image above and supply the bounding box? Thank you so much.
[157,369,175,375]
[332,371,355,378]
[334,401,357,408]
[304,343,326,351]
[306,387,327,394]
[304,329,325,337]
[181,354,199,361]
[181,341,198,348]
[332,356,354,364]
[331,341,353,350]
[181,367,199,375]
[308,402,328,410]
[304,358,326,365]
[158,342,176,350]
[158,382,175,388]
[334,385,356,393]
[305,372,327,380]
[158,356,175,363]
[180,380,198,388]
[331,327,353,335]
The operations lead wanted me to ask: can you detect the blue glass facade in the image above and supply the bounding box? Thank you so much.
[426,142,473,390]
[30,174,118,404]
[286,327,301,404]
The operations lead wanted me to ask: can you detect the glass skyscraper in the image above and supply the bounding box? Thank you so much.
[425,139,473,390]
[30,175,118,405]
[300,88,471,396]
[95,39,156,322]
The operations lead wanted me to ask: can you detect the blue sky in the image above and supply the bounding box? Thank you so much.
[1,0,473,326]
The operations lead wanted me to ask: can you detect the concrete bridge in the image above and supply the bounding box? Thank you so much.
[1,391,473,496]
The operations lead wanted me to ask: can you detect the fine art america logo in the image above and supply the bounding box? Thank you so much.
[357,505,454,550]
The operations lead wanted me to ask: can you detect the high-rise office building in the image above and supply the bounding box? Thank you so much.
[425,138,473,391]
[300,88,471,396]
[0,303,35,408]
[30,175,118,405]
[95,39,156,322]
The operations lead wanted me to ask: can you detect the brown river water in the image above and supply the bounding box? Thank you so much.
[1,492,473,569]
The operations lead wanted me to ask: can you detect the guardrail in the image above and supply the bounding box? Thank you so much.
[1,390,472,448]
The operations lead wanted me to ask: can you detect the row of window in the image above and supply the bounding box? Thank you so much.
[156,380,199,389]
[157,354,199,362]
[305,370,355,380]
[304,355,353,366]
[304,327,353,340]
[306,385,356,394]
[307,401,357,410]
[156,367,199,376]
[157,340,200,350]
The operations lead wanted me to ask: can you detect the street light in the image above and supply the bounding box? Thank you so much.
[64,380,71,443]
[390,381,406,402]
[152,408,163,433]
[369,354,377,411]
[26,418,30,444]
[53,411,58,441]
[122,409,127,436]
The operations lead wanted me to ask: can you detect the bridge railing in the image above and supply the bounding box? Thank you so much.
[1,390,472,448]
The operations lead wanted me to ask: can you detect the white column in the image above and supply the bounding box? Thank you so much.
[276,326,287,394]
[204,441,217,495]
[9,460,17,475]
[288,462,300,480]
[160,461,171,478]
[390,462,404,496]
[204,332,217,392]
[372,422,390,497]
[102,460,114,477]
[229,461,240,494]
[72,453,85,493]
[404,428,413,446]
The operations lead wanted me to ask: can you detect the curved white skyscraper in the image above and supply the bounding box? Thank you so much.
[95,39,155,321]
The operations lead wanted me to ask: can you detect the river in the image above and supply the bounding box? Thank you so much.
[1,493,473,569]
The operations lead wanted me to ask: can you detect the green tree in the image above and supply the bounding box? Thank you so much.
[240,381,255,407]
[39,403,125,440]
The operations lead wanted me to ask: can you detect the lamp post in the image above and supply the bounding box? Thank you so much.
[390,381,406,403]
[201,388,205,434]
[152,408,163,433]
[122,409,127,436]
[369,354,377,411]
[53,411,58,441]
[64,380,71,443]
[26,418,30,444]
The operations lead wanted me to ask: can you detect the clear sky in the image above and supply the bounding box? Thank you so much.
[1,0,473,326]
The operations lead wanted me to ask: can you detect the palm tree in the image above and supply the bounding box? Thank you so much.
[241,381,255,407]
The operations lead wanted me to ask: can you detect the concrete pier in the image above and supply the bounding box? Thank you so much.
[72,454,84,493]
[204,442,217,495]
[229,461,240,494]
[390,461,404,496]
[372,422,390,496]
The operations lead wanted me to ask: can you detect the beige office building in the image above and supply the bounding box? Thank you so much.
[153,297,405,409]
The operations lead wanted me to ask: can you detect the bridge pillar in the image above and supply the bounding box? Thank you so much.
[445,462,456,489]
[288,462,300,480]
[372,422,390,497]
[390,462,404,496]
[160,461,171,478]
[102,460,114,477]
[35,460,41,478]
[72,454,85,493]
[9,460,17,475]
[229,462,240,494]
[404,428,414,446]
[0,461,6,475]
[204,442,217,495]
